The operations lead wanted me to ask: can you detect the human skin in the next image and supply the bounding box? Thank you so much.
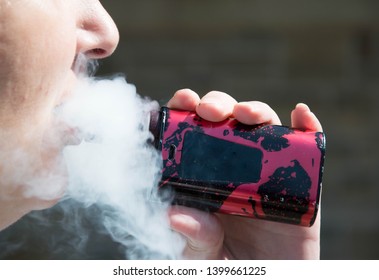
[0,0,323,260]
[167,89,323,259]
[0,0,119,231]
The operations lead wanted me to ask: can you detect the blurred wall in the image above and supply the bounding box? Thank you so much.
[100,0,379,259]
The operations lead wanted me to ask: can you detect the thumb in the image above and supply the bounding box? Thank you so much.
[168,206,225,259]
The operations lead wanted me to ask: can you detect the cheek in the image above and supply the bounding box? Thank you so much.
[0,37,78,156]
[25,28,77,96]
[2,28,76,116]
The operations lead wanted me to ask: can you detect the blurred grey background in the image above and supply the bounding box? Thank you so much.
[98,0,379,259]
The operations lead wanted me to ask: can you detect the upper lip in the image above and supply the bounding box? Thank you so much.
[71,53,98,76]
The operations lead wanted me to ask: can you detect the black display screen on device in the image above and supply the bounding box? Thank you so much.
[179,131,263,183]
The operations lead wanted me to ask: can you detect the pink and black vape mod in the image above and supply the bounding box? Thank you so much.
[150,107,325,227]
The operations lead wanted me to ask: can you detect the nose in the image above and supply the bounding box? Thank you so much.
[76,2,120,59]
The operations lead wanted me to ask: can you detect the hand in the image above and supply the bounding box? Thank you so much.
[166,89,323,259]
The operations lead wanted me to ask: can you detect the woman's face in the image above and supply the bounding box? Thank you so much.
[0,0,119,229]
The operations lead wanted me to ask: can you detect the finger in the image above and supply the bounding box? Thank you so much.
[168,206,224,259]
[291,103,323,132]
[166,89,200,111]
[233,101,282,125]
[196,91,237,122]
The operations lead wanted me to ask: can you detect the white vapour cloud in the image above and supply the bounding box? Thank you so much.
[58,75,185,259]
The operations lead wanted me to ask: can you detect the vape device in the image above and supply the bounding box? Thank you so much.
[150,107,325,227]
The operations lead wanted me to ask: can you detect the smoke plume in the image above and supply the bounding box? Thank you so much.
[57,59,185,259]
[0,55,185,259]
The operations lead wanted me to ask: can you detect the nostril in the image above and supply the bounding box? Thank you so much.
[87,48,107,58]
[84,48,108,59]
